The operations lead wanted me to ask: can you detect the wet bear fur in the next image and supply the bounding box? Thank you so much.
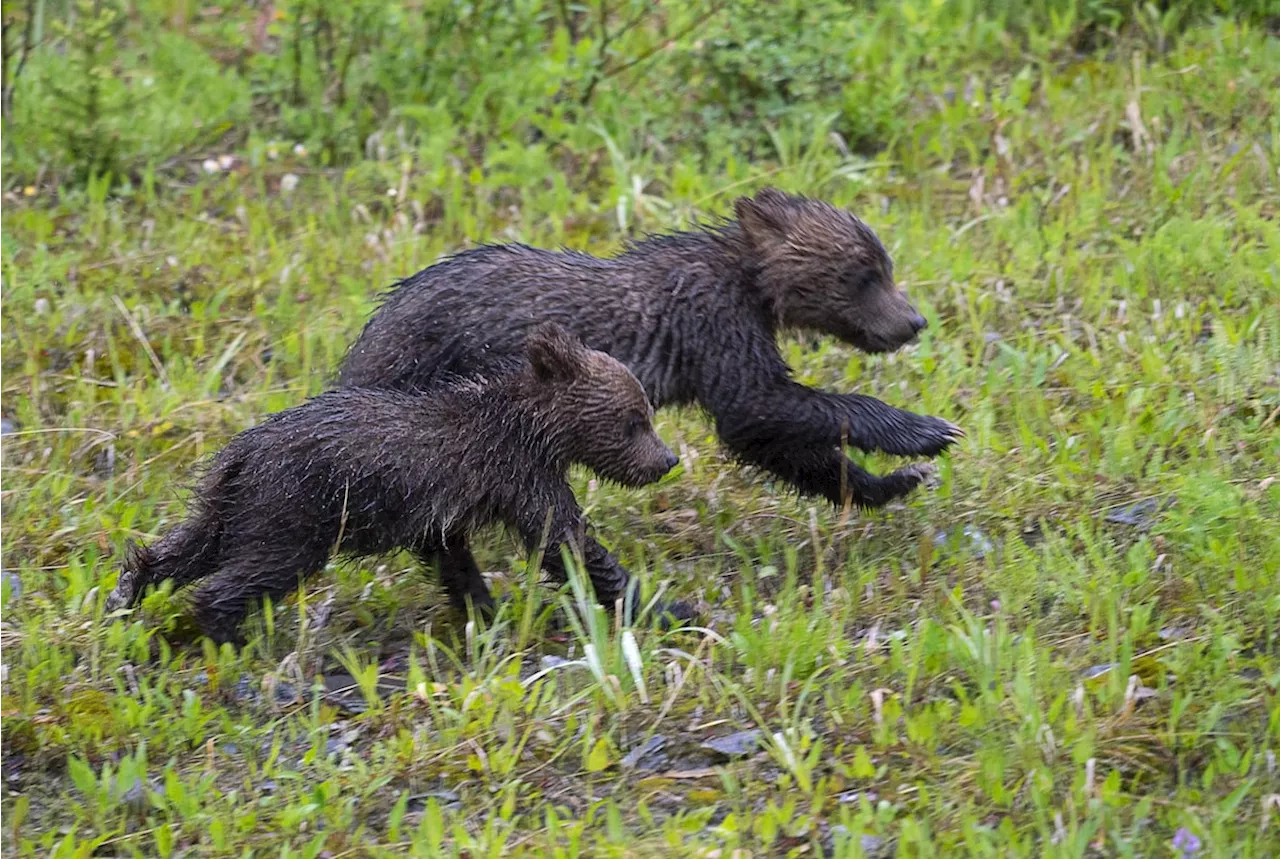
[105,324,686,644]
[339,186,963,510]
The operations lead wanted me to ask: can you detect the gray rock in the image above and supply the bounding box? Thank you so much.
[621,734,667,770]
[836,790,878,804]
[116,777,151,814]
[829,827,888,857]
[934,525,995,559]
[700,729,762,759]
[3,571,21,601]
[1158,626,1193,641]
[408,789,461,811]
[1104,497,1172,530]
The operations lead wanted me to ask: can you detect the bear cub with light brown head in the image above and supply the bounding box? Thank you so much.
[105,324,690,644]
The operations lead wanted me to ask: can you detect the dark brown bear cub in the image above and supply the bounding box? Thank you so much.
[105,324,687,644]
[340,187,962,515]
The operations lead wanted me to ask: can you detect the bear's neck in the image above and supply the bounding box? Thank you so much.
[621,221,777,334]
[698,223,784,334]
[484,377,576,475]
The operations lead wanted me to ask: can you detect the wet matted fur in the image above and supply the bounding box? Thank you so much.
[106,325,688,643]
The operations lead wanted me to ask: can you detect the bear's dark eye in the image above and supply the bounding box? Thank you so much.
[848,269,876,292]
[626,413,647,437]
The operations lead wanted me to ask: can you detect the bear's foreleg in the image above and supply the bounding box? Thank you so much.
[412,536,498,618]
[188,542,331,645]
[519,494,695,625]
[719,381,963,459]
[723,438,936,509]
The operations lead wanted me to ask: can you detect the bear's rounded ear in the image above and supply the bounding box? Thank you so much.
[526,322,586,382]
[753,187,794,206]
[735,187,792,250]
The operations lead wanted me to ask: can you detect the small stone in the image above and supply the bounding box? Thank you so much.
[3,571,21,601]
[407,789,460,810]
[836,790,878,804]
[273,681,300,705]
[700,729,762,759]
[33,298,50,315]
[1158,626,1193,641]
[829,828,886,856]
[621,734,667,770]
[861,835,886,855]
[1020,523,1045,548]
[1104,497,1172,530]
[1081,663,1115,680]
[232,674,258,703]
[117,777,149,813]
[1,418,15,436]
[934,525,995,559]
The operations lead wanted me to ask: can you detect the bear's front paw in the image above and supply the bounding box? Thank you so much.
[652,598,699,630]
[893,461,941,491]
[450,592,500,622]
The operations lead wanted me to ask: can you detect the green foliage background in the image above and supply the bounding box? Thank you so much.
[2,0,1279,855]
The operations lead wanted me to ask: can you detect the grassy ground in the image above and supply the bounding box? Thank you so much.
[3,1,1279,856]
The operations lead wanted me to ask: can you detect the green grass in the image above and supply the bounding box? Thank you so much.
[3,1,1280,856]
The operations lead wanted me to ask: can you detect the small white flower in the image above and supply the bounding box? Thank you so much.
[293,144,308,157]
[280,173,299,194]
[202,159,221,174]
[218,154,235,170]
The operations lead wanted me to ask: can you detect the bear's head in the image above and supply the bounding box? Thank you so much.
[525,323,678,488]
[735,187,927,354]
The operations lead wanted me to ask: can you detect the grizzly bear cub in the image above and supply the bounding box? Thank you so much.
[105,324,688,644]
[341,187,962,510]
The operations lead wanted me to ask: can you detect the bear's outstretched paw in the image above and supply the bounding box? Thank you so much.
[871,415,964,458]
[910,417,964,457]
